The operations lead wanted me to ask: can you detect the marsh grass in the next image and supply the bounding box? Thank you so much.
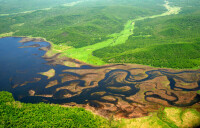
[1,91,200,128]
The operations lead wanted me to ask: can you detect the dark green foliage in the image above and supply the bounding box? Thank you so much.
[101,43,200,68]
[0,91,14,103]
[0,91,109,128]
[169,0,200,14]
[1,0,200,68]
[93,1,200,69]
[0,0,165,48]
[0,0,79,14]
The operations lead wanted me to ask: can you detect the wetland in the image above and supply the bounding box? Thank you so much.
[0,37,200,118]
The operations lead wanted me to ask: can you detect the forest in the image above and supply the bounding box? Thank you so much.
[0,0,165,47]
[1,0,200,127]
[0,0,200,68]
[1,91,200,127]
[93,0,200,68]
[0,91,110,127]
[0,0,80,15]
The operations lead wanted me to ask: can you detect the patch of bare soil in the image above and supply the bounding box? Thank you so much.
[15,37,200,119]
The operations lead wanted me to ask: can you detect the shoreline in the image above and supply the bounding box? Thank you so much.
[0,36,200,120]
[1,91,200,127]
[0,36,200,70]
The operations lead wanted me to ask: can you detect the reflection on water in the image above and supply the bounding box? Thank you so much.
[0,37,200,118]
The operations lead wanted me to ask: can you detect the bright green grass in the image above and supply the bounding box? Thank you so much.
[58,1,181,65]
[60,20,134,65]
[157,107,200,128]
[1,91,200,128]
[93,1,200,69]
[0,91,111,128]
[0,0,180,67]
[121,107,200,128]
[1,0,199,69]
[0,32,14,38]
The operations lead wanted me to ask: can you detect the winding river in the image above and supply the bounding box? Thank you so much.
[0,37,200,118]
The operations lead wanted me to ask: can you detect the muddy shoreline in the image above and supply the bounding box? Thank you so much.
[1,36,200,119]
[16,36,200,70]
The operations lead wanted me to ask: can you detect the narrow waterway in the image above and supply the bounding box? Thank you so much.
[0,37,200,118]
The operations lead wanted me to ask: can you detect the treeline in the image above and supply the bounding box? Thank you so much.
[97,43,200,68]
[1,91,200,127]
[0,0,79,14]
[13,12,124,48]
[0,91,110,127]
[93,7,200,69]
[0,0,165,48]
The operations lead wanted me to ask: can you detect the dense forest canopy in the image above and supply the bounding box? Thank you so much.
[1,1,200,127]
[0,0,80,14]
[0,0,200,68]
[0,0,165,47]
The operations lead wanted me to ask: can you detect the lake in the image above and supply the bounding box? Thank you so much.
[0,37,200,118]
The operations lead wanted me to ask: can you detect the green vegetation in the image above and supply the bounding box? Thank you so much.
[64,1,181,65]
[0,91,111,128]
[1,91,200,128]
[61,20,135,65]
[0,0,165,47]
[121,107,200,128]
[0,32,14,38]
[39,69,56,79]
[158,107,200,128]
[0,0,200,68]
[94,42,200,68]
[0,0,80,15]
[93,0,200,69]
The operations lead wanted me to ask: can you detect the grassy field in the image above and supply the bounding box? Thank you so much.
[0,0,164,47]
[1,91,200,128]
[0,0,200,69]
[0,91,111,128]
[60,20,134,65]
[120,107,200,128]
[93,0,200,69]
[61,0,181,65]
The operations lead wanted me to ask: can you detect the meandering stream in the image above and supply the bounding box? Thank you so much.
[0,37,199,118]
[1,0,199,119]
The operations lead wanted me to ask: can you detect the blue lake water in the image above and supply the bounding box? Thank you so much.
[0,37,69,99]
[0,37,200,111]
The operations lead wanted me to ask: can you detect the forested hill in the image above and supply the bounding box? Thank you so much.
[0,0,80,14]
[93,0,200,69]
[0,0,200,69]
[0,0,165,47]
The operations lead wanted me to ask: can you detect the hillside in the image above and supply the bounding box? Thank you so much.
[1,91,200,127]
[93,0,200,69]
[1,0,200,127]
[0,0,80,15]
[0,0,200,68]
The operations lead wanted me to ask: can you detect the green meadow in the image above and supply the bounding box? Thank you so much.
[1,0,199,68]
[93,0,200,69]
[1,91,200,128]
[62,0,181,65]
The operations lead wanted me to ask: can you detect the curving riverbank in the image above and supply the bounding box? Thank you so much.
[0,37,200,119]
[60,0,181,65]
[1,91,200,127]
[0,0,200,127]
[0,0,186,69]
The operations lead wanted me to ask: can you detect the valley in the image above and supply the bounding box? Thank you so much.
[0,0,200,127]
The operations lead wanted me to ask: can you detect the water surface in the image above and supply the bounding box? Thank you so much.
[0,37,200,118]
